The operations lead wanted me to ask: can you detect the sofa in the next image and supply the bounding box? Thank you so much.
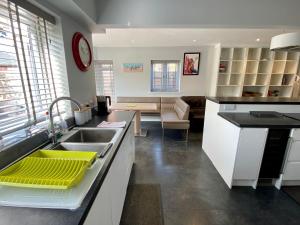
[161,97,190,141]
[181,96,206,130]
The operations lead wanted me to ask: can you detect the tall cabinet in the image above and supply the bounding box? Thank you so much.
[216,47,300,97]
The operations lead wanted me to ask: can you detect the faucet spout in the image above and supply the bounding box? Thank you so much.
[48,97,81,144]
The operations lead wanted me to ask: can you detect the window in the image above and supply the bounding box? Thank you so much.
[151,61,180,92]
[94,60,115,102]
[0,0,69,136]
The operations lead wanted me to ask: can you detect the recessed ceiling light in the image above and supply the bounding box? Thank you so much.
[131,39,135,43]
[193,39,197,42]
[256,38,261,42]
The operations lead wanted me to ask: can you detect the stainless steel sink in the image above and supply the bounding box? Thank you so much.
[51,142,113,158]
[51,128,123,157]
[63,128,121,143]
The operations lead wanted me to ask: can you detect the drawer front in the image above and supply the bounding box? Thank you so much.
[290,129,300,140]
[283,162,300,180]
[288,141,300,162]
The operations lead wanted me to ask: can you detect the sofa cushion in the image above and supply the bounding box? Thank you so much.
[161,111,179,121]
[161,111,190,129]
[161,97,179,112]
[174,99,190,120]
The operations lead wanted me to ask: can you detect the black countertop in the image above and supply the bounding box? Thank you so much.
[207,96,300,105]
[218,112,300,128]
[0,111,135,225]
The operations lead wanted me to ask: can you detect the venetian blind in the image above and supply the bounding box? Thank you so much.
[0,0,69,136]
[94,60,115,102]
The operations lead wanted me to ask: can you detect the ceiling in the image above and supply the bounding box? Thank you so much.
[92,28,299,47]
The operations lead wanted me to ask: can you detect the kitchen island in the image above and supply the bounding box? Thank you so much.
[202,97,300,189]
[0,111,135,225]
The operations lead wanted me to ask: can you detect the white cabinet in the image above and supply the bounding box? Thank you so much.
[233,128,268,180]
[84,123,135,225]
[111,124,134,225]
[287,141,300,161]
[283,162,300,180]
[281,128,300,182]
[83,171,113,225]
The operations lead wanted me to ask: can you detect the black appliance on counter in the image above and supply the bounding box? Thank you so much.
[250,111,282,118]
[97,96,111,115]
[259,129,290,179]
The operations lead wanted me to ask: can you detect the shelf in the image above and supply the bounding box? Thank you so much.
[272,61,286,74]
[285,61,298,74]
[256,74,269,86]
[287,52,299,61]
[245,61,259,74]
[220,48,233,61]
[269,85,293,87]
[216,47,299,98]
[274,51,287,61]
[219,61,231,73]
[217,85,240,87]
[260,48,273,61]
[258,60,272,74]
[233,48,246,60]
[247,48,261,60]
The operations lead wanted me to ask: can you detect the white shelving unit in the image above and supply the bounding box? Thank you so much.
[216,47,300,97]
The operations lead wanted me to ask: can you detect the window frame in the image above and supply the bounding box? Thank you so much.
[150,60,180,93]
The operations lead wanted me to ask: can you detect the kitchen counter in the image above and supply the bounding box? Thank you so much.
[218,112,300,128]
[0,111,135,225]
[206,96,300,105]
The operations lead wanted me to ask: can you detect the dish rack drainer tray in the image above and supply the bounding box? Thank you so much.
[0,150,97,189]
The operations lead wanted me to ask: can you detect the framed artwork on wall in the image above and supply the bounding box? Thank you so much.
[183,52,200,75]
[123,63,143,72]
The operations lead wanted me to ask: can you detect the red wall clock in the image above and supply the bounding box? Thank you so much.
[72,32,92,71]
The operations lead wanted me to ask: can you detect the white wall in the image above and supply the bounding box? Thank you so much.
[94,46,216,97]
[96,0,300,28]
[73,0,97,22]
[60,17,96,104]
[34,0,97,104]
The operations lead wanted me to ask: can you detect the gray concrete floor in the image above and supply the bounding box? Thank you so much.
[128,122,300,225]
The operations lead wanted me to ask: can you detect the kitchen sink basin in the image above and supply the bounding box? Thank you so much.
[51,128,123,158]
[63,128,122,143]
[51,142,113,158]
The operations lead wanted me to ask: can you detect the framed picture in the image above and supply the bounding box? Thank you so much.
[183,52,200,75]
[123,63,143,73]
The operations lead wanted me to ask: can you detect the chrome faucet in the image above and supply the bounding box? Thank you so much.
[48,96,81,144]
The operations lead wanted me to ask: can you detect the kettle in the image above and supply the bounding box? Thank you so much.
[97,96,111,115]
